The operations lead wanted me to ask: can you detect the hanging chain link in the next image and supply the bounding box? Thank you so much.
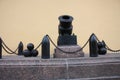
[47,35,89,54]
[1,34,120,55]
[35,42,42,50]
[93,33,120,53]
[105,44,120,52]
[2,39,18,54]
[2,45,17,54]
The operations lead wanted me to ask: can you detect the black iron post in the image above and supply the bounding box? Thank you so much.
[89,34,98,57]
[0,38,2,59]
[18,41,23,55]
[41,35,50,59]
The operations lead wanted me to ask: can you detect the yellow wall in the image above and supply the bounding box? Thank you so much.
[0,0,120,55]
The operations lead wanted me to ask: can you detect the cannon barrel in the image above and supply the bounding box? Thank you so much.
[58,15,73,35]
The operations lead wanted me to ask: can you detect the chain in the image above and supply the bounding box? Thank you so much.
[105,44,120,52]
[1,33,120,55]
[35,42,42,50]
[2,45,17,54]
[2,39,18,54]
[93,33,120,53]
[1,38,42,54]
[47,35,89,54]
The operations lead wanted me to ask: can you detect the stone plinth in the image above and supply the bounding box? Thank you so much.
[0,53,120,80]
[54,45,84,58]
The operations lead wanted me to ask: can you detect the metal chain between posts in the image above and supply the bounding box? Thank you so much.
[35,42,42,50]
[2,39,18,54]
[93,33,120,53]
[1,38,42,55]
[1,33,120,55]
[105,44,120,52]
[2,45,17,54]
[47,34,120,54]
[47,35,89,54]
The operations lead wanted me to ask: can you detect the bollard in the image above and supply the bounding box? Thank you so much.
[0,38,2,59]
[18,41,24,55]
[41,35,50,59]
[89,34,98,57]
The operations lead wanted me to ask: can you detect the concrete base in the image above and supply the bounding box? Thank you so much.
[54,45,84,58]
[0,53,120,80]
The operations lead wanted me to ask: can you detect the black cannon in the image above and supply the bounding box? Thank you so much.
[58,15,73,35]
[57,15,77,45]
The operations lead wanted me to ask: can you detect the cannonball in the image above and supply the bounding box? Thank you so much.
[98,48,107,55]
[23,49,32,57]
[31,50,38,57]
[101,41,106,47]
[27,43,34,51]
[97,42,103,48]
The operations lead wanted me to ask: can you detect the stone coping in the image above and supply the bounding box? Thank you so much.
[0,53,120,66]
[0,53,120,80]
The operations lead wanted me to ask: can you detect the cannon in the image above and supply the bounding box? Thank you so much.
[57,15,77,45]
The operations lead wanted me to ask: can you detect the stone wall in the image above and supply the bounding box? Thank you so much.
[0,53,120,80]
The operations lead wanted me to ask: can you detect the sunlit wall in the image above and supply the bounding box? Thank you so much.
[0,0,120,55]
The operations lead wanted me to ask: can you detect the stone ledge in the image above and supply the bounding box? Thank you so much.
[0,53,120,80]
[58,76,120,80]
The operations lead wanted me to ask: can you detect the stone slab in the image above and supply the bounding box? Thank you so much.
[54,45,84,58]
[0,53,120,80]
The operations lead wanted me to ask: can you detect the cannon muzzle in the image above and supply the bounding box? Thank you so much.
[58,15,73,35]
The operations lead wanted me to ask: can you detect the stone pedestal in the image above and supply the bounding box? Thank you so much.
[54,45,84,58]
